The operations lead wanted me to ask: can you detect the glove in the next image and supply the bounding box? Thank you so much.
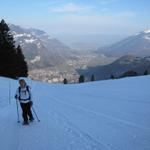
[29,101,33,106]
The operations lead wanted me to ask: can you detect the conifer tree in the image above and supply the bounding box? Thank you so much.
[91,74,95,81]
[0,19,28,78]
[79,75,85,83]
[144,70,148,75]
[63,78,68,84]
[16,45,28,77]
[111,74,115,79]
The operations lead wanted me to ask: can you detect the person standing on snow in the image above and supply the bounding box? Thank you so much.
[15,79,34,125]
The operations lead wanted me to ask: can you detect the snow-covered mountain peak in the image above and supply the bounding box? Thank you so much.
[8,24,74,69]
[97,28,150,57]
[143,29,150,34]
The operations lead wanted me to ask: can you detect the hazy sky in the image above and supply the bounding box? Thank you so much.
[0,0,150,35]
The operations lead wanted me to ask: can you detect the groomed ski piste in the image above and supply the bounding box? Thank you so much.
[0,76,150,150]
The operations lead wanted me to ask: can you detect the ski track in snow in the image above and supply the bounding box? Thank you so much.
[44,106,109,150]
[0,100,107,150]
[43,97,114,150]
[46,95,150,150]
[48,95,150,131]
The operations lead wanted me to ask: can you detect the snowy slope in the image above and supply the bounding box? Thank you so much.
[0,76,150,150]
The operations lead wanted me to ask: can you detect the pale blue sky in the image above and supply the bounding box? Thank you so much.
[0,0,150,35]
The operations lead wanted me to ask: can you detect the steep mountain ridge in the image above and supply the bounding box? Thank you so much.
[9,24,75,69]
[97,29,150,57]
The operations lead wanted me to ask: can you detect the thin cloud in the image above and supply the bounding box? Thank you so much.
[115,11,137,18]
[100,0,118,5]
[49,3,91,13]
[46,11,137,35]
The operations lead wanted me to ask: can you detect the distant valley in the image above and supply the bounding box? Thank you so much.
[10,24,114,82]
[9,25,150,83]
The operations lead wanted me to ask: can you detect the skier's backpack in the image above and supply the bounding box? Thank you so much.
[18,85,31,100]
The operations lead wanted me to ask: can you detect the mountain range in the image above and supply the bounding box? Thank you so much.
[77,55,150,80]
[8,24,150,82]
[9,24,75,70]
[97,29,150,57]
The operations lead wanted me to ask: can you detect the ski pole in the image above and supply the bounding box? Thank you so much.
[31,106,40,122]
[16,98,20,123]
